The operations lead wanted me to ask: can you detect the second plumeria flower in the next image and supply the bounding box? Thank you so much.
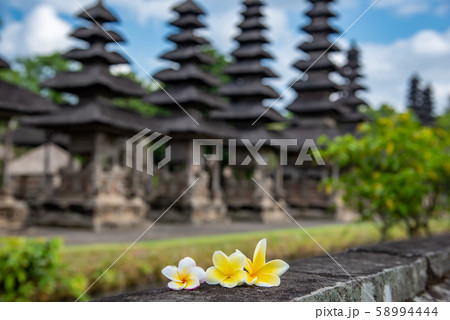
[161,257,206,290]
[206,251,247,288]
[237,238,289,287]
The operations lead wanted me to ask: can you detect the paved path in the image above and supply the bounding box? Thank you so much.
[0,220,339,245]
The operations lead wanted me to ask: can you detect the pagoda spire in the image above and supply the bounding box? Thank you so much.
[338,44,367,111]
[144,0,227,113]
[41,0,145,102]
[286,0,347,121]
[211,0,284,126]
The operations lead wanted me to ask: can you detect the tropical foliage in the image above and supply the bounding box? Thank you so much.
[320,106,450,239]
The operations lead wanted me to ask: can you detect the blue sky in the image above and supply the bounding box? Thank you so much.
[1,0,449,114]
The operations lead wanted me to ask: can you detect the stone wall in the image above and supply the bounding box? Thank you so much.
[96,234,450,302]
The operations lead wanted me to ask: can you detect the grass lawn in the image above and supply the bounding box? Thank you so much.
[60,219,450,300]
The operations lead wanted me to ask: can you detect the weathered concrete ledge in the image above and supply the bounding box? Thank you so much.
[96,234,450,302]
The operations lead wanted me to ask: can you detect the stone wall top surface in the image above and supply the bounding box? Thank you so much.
[95,234,450,302]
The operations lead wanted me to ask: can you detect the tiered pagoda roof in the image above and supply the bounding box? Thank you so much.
[41,1,145,100]
[24,0,149,135]
[211,0,284,126]
[0,54,57,119]
[338,45,367,111]
[286,0,345,118]
[144,0,226,115]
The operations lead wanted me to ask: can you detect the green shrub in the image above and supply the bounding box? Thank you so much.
[320,108,450,239]
[0,238,88,302]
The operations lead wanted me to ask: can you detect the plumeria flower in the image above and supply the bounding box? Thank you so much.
[161,257,206,290]
[206,251,247,288]
[237,238,289,287]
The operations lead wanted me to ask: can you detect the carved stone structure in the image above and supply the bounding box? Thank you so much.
[211,0,286,223]
[144,0,236,224]
[23,0,150,230]
[0,52,57,229]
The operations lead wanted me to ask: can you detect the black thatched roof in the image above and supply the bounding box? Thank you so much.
[144,86,227,111]
[210,102,284,124]
[238,17,266,30]
[301,21,339,35]
[287,0,342,120]
[243,0,264,6]
[7,127,70,149]
[78,0,119,24]
[291,78,340,92]
[220,82,278,99]
[338,45,367,112]
[22,101,157,135]
[224,61,277,78]
[154,64,221,87]
[173,0,205,15]
[42,66,146,98]
[154,113,237,139]
[0,56,9,69]
[298,39,339,52]
[72,25,125,44]
[306,5,337,18]
[216,0,281,127]
[168,30,208,45]
[63,45,128,65]
[160,47,214,65]
[337,111,366,124]
[338,95,367,110]
[286,100,348,115]
[0,80,57,118]
[293,56,339,72]
[170,15,205,29]
[232,44,273,59]
[235,30,269,44]
[147,0,227,117]
[242,6,263,18]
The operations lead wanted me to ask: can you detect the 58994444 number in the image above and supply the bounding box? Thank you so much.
[375,307,438,317]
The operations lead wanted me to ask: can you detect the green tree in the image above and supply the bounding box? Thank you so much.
[0,53,77,104]
[202,46,232,86]
[113,71,169,117]
[320,107,450,240]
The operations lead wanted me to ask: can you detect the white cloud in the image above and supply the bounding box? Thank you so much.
[109,0,178,25]
[361,28,450,113]
[5,0,92,15]
[376,0,447,16]
[206,6,240,54]
[0,4,76,58]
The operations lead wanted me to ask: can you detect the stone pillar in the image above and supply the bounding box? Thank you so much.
[211,160,221,197]
[275,165,284,199]
[42,133,53,193]
[2,118,13,195]
[91,132,102,196]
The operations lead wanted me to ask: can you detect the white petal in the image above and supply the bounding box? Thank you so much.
[178,257,196,277]
[168,281,186,290]
[190,266,207,283]
[161,266,180,282]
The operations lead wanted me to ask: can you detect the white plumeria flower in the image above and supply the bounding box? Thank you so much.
[161,257,206,290]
